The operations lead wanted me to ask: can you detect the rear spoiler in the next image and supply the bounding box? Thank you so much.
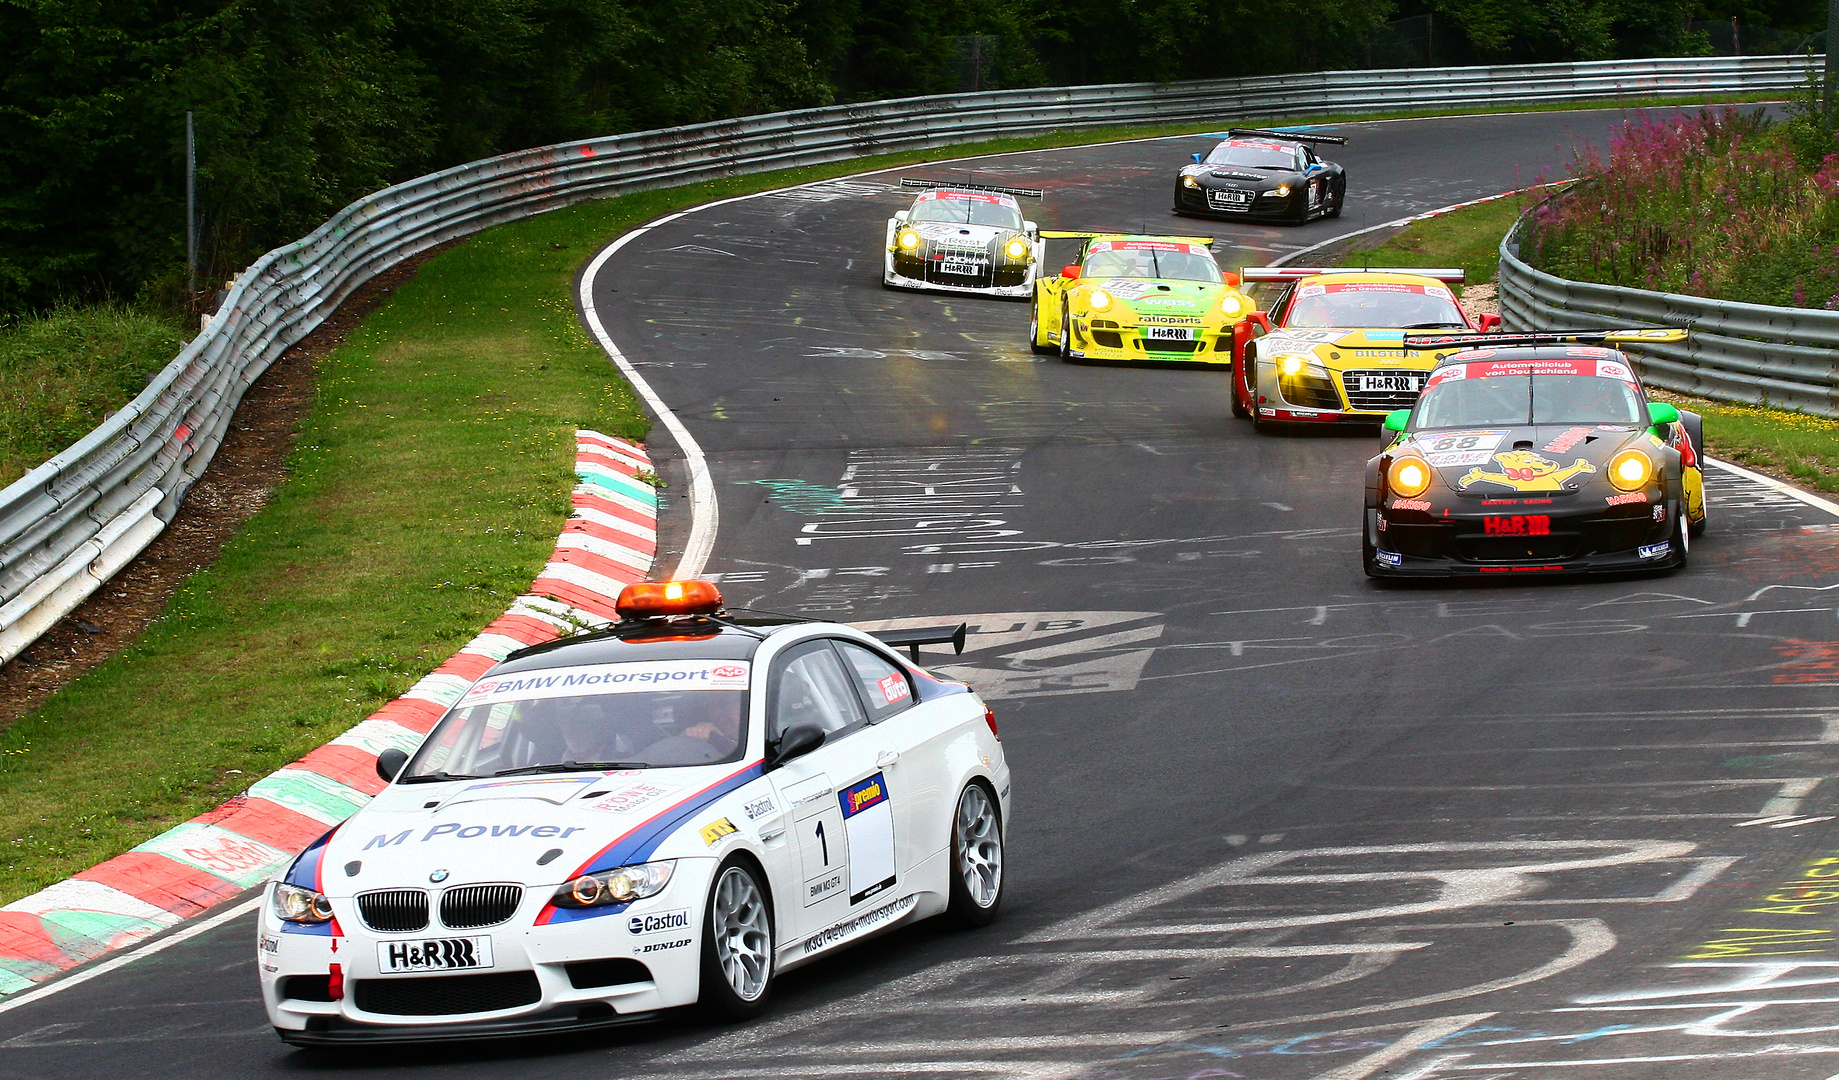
[1419,328,1688,357]
[1042,231,1216,248]
[902,178,1043,198]
[1227,128,1348,146]
[870,623,969,661]
[1241,266,1465,284]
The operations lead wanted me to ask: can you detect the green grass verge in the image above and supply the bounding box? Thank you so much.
[0,307,185,489]
[1336,194,1529,289]
[0,93,1796,906]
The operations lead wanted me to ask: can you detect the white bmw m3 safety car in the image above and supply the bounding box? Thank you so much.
[259,580,1008,1044]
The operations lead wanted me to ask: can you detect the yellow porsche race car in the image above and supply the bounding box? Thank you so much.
[1029,234,1254,364]
[1232,266,1501,431]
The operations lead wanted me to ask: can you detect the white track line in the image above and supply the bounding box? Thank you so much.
[0,895,261,1017]
[1705,455,1839,519]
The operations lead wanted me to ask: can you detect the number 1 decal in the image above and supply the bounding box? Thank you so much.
[815,820,829,865]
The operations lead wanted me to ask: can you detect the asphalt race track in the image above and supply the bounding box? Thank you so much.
[10,107,1839,1080]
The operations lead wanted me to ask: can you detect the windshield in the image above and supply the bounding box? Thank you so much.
[1204,142,1300,170]
[1285,283,1467,329]
[402,660,750,780]
[908,195,1024,230]
[1415,375,1645,428]
[1083,245,1221,282]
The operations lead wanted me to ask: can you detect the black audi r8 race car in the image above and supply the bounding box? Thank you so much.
[1363,331,1708,579]
[884,178,1044,298]
[1173,129,1347,224]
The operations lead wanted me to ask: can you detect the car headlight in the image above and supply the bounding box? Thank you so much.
[1276,354,1322,377]
[554,860,676,908]
[273,883,335,924]
[1219,294,1246,318]
[1004,238,1029,260]
[1182,175,1200,189]
[897,230,920,250]
[1608,448,1654,491]
[1088,289,1112,311]
[1388,456,1433,498]
[1268,184,1292,198]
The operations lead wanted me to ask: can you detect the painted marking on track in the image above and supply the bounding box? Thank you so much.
[853,611,1165,699]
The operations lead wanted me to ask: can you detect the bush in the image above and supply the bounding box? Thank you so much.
[0,307,183,488]
[1522,105,1839,309]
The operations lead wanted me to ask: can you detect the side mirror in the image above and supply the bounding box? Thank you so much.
[1647,402,1681,426]
[1249,311,1272,333]
[768,724,826,767]
[1022,220,1037,234]
[1061,265,1081,281]
[1191,152,1203,164]
[1478,313,1503,333]
[1221,271,1241,287]
[1383,409,1411,433]
[376,748,409,784]
[894,210,909,223]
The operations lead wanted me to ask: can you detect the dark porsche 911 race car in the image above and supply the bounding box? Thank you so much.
[1364,331,1707,579]
[1173,129,1347,224]
[884,178,1044,298]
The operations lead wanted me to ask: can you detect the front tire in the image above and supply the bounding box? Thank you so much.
[1669,500,1690,571]
[944,781,1004,928]
[1326,177,1345,219]
[1059,305,1075,363]
[699,858,774,1022]
[1029,301,1055,355]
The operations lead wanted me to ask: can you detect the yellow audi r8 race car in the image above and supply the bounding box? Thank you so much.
[1029,234,1253,364]
[1230,267,1501,430]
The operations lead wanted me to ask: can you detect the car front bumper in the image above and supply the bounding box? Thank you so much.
[1366,500,1684,577]
[1066,319,1235,365]
[1173,182,1300,220]
[260,868,711,1043]
[885,253,1034,298]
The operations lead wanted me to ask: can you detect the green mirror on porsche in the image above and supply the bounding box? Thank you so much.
[1383,409,1411,432]
[1647,402,1681,426]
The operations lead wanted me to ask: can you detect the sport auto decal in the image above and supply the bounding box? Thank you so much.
[1459,451,1597,492]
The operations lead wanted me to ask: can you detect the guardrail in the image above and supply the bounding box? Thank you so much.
[1498,213,1839,417]
[0,52,1820,664]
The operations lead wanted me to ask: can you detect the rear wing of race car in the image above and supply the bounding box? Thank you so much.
[1417,328,1689,359]
[1226,128,1349,146]
[1041,231,1217,248]
[869,623,969,661]
[901,178,1044,198]
[1241,266,1465,284]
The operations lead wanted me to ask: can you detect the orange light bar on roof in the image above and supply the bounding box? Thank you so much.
[615,580,724,619]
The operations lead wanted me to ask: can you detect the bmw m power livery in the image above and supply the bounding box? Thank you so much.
[1363,331,1707,578]
[1174,129,1347,224]
[884,178,1044,297]
[260,580,1009,1043]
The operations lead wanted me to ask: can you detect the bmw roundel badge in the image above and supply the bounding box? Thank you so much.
[429,869,449,883]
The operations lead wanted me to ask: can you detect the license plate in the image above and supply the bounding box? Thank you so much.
[1483,515,1551,537]
[1207,189,1252,208]
[1358,374,1419,393]
[1143,326,1194,341]
[377,936,494,973]
[939,257,987,276]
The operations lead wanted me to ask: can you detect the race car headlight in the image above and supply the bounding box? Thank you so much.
[1608,448,1654,491]
[555,860,677,908]
[1276,354,1321,377]
[1267,184,1292,198]
[272,883,335,924]
[1388,457,1434,499]
[1004,238,1029,260]
[1219,294,1246,318]
[897,230,921,251]
[1182,175,1200,189]
[1088,289,1112,311]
